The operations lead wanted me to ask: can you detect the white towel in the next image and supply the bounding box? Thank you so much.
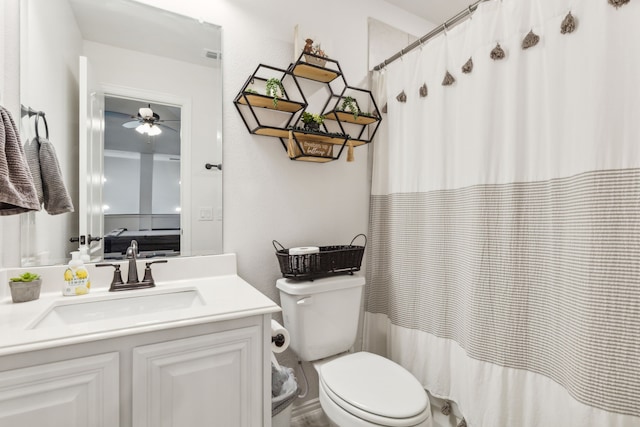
[0,107,40,215]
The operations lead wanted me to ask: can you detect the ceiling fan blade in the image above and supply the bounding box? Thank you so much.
[156,123,179,132]
[122,120,140,128]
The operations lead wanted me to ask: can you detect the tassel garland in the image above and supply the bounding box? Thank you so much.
[419,83,428,98]
[396,90,407,102]
[442,71,456,86]
[346,140,354,162]
[441,401,452,416]
[287,131,295,158]
[462,57,474,74]
[381,103,388,114]
[458,419,467,427]
[561,12,577,34]
[490,43,506,60]
[522,30,540,49]
[608,0,630,8]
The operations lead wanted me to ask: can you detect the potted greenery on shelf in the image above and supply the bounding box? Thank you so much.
[301,112,325,131]
[339,96,360,120]
[8,272,42,303]
[265,78,285,108]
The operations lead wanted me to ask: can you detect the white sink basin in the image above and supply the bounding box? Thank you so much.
[28,289,204,329]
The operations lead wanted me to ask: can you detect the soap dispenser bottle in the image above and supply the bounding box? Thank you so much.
[63,251,91,296]
[79,245,91,263]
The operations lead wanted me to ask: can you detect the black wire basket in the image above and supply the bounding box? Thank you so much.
[273,234,366,281]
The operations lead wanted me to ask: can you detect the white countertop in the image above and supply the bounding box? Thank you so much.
[0,255,280,356]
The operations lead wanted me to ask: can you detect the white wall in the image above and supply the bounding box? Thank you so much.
[152,154,180,215]
[103,150,141,214]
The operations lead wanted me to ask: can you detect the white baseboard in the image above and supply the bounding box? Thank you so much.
[291,398,329,427]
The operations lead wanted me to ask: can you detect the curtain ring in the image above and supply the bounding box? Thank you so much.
[443,22,449,35]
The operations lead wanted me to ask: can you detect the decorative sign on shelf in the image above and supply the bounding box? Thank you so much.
[299,140,333,158]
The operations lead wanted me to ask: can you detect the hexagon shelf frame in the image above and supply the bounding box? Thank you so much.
[234,53,382,163]
[323,86,382,147]
[234,64,307,139]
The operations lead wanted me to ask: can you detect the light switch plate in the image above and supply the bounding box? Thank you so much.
[199,207,213,221]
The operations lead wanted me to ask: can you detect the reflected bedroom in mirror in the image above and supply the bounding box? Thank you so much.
[19,0,223,267]
[103,97,182,260]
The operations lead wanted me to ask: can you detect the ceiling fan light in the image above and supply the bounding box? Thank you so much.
[148,125,162,136]
[135,123,148,134]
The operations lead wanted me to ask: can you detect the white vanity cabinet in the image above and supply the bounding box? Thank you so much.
[0,255,281,427]
[0,315,273,427]
[132,325,264,427]
[0,352,120,427]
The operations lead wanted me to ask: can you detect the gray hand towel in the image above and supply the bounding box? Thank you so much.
[37,136,74,215]
[24,137,44,204]
[0,106,40,215]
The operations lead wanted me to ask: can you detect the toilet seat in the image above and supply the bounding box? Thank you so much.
[319,352,431,426]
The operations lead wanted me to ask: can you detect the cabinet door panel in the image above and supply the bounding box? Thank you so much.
[133,326,262,427]
[0,352,119,427]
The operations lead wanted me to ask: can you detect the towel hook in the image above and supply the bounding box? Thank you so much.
[34,111,49,141]
[20,104,37,118]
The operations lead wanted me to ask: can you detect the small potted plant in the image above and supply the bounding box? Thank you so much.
[8,272,42,303]
[301,112,325,131]
[265,78,285,108]
[302,38,328,67]
[339,96,360,120]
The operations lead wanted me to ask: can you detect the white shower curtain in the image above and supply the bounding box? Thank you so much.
[366,1,640,426]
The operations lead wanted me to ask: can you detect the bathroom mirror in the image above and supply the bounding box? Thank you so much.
[19,0,223,266]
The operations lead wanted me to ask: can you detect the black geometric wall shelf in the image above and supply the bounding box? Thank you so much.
[234,53,381,163]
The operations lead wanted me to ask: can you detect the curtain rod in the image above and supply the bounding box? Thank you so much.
[373,0,491,71]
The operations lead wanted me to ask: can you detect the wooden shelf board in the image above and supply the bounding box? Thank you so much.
[325,111,379,125]
[253,127,289,138]
[349,139,369,147]
[292,156,334,163]
[292,63,339,83]
[237,94,303,113]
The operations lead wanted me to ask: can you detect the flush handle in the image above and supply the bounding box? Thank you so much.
[296,296,312,306]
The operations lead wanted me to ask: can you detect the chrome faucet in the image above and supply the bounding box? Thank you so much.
[126,240,139,284]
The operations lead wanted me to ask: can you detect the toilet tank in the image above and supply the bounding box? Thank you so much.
[276,275,365,362]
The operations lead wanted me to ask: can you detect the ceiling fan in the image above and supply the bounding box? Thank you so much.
[121,104,177,136]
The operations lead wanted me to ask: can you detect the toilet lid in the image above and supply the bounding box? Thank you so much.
[320,352,428,420]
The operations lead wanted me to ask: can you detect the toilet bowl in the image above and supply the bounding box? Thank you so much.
[316,352,431,427]
[276,275,432,427]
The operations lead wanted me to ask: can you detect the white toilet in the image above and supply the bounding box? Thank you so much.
[277,275,432,427]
